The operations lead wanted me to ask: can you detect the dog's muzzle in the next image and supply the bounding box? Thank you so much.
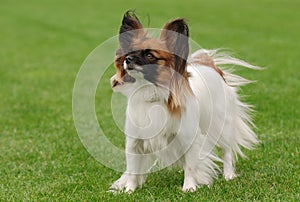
[125,55,134,70]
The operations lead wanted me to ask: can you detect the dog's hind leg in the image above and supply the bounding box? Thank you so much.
[222,148,237,180]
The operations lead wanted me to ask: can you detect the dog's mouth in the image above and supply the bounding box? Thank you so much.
[112,79,121,88]
[111,73,136,88]
[126,63,135,71]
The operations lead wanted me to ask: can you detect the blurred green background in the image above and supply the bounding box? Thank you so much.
[0,0,299,201]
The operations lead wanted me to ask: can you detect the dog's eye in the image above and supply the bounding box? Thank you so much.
[146,52,155,60]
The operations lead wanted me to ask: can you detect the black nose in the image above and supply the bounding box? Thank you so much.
[125,55,133,64]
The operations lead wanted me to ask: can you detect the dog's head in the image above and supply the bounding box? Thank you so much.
[111,11,191,114]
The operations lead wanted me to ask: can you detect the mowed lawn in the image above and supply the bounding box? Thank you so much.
[1,0,299,201]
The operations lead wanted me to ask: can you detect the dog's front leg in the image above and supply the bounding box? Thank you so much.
[110,137,155,193]
[179,99,218,192]
[182,133,218,192]
[110,172,141,193]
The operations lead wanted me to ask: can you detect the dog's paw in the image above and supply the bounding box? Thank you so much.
[182,176,197,192]
[182,186,197,192]
[109,173,138,194]
[224,172,238,181]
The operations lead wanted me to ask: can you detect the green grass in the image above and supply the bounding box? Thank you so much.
[1,0,300,201]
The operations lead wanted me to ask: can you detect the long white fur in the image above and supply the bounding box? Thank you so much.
[110,49,259,193]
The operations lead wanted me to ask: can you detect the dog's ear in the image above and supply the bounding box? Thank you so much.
[160,19,189,74]
[161,19,191,115]
[119,11,144,50]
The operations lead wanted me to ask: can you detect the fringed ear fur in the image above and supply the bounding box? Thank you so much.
[160,18,189,75]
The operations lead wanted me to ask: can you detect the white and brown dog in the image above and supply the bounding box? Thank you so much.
[110,11,259,193]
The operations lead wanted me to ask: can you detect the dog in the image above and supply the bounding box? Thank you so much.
[109,11,259,193]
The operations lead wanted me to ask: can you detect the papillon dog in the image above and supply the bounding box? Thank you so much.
[110,11,259,193]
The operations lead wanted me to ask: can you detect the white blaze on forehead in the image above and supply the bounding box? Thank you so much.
[123,61,128,70]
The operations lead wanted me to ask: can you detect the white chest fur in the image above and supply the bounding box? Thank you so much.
[124,84,180,152]
[126,102,168,138]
